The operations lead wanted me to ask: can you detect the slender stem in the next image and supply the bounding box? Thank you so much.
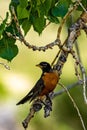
[53,80,83,98]
[59,82,86,130]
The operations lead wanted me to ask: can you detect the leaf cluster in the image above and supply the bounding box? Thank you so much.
[0,12,18,61]
[10,0,73,35]
[0,0,87,61]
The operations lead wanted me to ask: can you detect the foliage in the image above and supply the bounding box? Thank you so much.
[0,0,87,61]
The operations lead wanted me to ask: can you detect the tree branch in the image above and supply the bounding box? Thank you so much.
[53,11,87,74]
[57,1,79,39]
[7,6,61,52]
[53,80,83,98]
[21,10,87,129]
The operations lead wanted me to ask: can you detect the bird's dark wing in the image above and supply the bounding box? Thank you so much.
[16,77,44,105]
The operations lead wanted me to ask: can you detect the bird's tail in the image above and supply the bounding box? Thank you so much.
[16,93,32,105]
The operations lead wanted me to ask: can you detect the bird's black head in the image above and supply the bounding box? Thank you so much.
[36,62,51,72]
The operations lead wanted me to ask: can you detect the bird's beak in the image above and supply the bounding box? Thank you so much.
[36,64,42,69]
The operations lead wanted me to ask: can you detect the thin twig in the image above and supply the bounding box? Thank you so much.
[57,1,79,39]
[69,13,87,104]
[0,16,3,21]
[75,41,82,69]
[80,63,87,104]
[10,6,61,52]
[51,50,60,67]
[53,80,83,98]
[44,21,51,29]
[77,0,87,13]
[71,49,87,104]
[75,42,87,104]
[59,82,86,130]
[0,62,10,70]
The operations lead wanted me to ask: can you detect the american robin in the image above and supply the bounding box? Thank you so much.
[16,62,59,105]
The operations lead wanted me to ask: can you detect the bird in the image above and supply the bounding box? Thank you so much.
[16,62,59,105]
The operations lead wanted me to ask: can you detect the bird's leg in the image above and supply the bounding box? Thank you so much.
[46,94,52,107]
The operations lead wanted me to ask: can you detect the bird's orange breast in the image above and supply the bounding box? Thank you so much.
[40,71,59,96]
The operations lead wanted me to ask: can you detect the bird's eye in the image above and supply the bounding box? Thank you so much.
[43,63,47,66]
[42,63,47,67]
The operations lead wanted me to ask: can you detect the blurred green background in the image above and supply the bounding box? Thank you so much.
[0,0,87,130]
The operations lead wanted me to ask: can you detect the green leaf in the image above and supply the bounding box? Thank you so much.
[39,0,52,15]
[22,19,31,35]
[0,12,9,38]
[0,35,18,61]
[0,24,5,39]
[19,0,28,8]
[0,45,18,61]
[17,5,29,19]
[33,15,46,34]
[44,0,53,14]
[36,0,45,6]
[52,0,72,18]
[11,0,19,4]
[6,20,19,37]
[48,15,59,24]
